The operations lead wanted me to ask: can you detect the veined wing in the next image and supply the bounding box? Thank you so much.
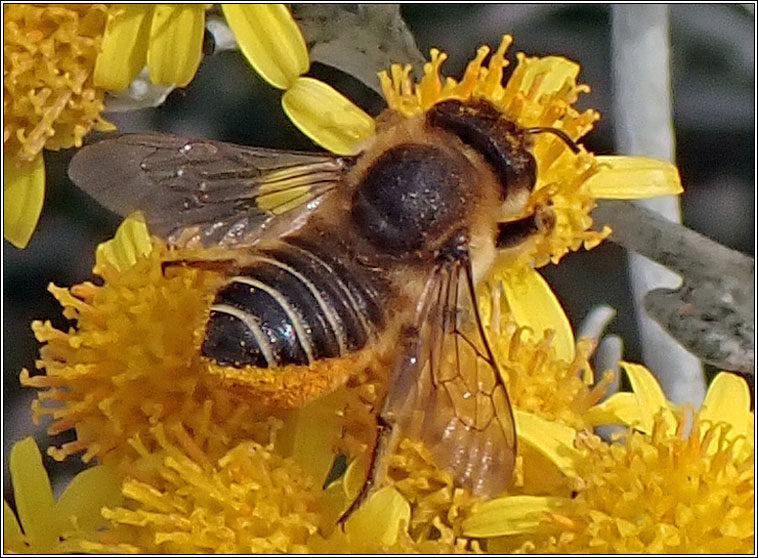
[383,250,516,496]
[69,133,353,247]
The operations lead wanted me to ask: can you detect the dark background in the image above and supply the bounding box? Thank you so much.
[4,4,754,498]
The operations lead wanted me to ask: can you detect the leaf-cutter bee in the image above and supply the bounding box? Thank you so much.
[69,98,578,516]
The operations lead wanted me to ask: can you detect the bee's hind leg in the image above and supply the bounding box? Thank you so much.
[160,256,242,276]
[337,412,397,525]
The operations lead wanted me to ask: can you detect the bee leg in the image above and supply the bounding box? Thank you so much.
[496,205,555,249]
[160,257,241,276]
[337,413,396,525]
[489,281,502,335]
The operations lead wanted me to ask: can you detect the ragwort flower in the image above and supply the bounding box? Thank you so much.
[93,4,209,91]
[3,3,299,249]
[19,215,753,553]
[20,216,283,467]
[16,212,609,553]
[83,434,322,554]
[222,4,376,156]
[221,4,309,90]
[13,205,594,552]
[16,29,733,555]
[3,3,113,248]
[2,3,209,249]
[463,368,754,554]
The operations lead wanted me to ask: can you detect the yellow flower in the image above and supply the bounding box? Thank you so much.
[3,437,122,554]
[222,5,376,156]
[18,211,597,461]
[463,368,754,554]
[20,215,752,553]
[3,3,114,248]
[221,4,309,90]
[385,38,680,363]
[3,3,300,249]
[16,27,728,554]
[2,3,208,249]
[93,4,208,91]
[487,316,612,429]
[377,38,682,362]
[3,4,112,161]
[82,432,322,554]
[14,210,596,550]
[82,428,473,553]
[20,216,282,467]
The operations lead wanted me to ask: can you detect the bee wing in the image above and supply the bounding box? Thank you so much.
[383,256,516,497]
[69,133,353,247]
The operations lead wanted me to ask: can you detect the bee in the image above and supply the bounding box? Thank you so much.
[69,97,578,516]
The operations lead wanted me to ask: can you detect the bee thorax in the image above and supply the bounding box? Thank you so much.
[351,143,470,256]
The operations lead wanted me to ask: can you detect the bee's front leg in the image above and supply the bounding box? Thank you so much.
[496,204,555,249]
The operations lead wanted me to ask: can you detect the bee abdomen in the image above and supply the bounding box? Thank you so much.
[202,240,385,368]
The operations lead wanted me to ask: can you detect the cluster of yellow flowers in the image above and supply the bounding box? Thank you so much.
[8,219,753,552]
[3,3,212,248]
[4,4,752,555]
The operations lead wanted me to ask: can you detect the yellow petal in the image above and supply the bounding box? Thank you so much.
[517,56,580,98]
[584,392,642,427]
[343,454,370,501]
[94,212,153,273]
[514,409,580,477]
[501,268,575,362]
[55,466,123,533]
[222,4,309,90]
[93,5,152,91]
[320,468,352,528]
[344,486,410,547]
[4,152,45,249]
[619,361,676,434]
[282,77,375,155]
[3,500,23,544]
[584,156,683,199]
[700,372,752,441]
[147,5,206,87]
[9,438,57,548]
[316,452,370,527]
[276,391,344,487]
[462,495,562,537]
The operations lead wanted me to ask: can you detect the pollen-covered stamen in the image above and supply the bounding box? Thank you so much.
[3,4,114,162]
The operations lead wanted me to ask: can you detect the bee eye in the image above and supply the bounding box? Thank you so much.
[426,99,537,202]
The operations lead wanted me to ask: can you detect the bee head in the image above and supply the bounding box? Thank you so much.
[349,99,580,260]
[425,99,537,219]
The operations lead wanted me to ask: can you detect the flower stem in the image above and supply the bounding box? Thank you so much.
[610,5,705,406]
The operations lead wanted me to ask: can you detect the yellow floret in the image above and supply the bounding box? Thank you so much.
[3,4,114,163]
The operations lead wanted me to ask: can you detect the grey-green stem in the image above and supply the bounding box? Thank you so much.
[611,5,706,405]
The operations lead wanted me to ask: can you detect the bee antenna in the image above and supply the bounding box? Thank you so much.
[525,126,581,154]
